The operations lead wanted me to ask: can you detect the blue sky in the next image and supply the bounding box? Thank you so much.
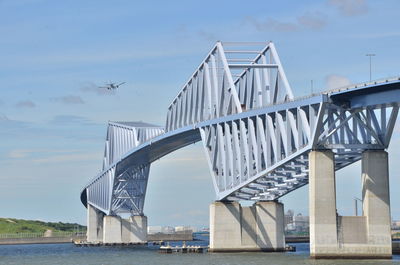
[0,0,399,227]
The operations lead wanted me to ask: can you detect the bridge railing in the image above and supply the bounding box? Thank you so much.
[86,166,115,215]
[324,75,400,95]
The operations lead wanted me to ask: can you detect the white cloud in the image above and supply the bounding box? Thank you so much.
[0,114,9,121]
[325,74,352,89]
[197,30,217,42]
[297,12,327,30]
[49,115,96,126]
[32,152,100,164]
[8,149,33,159]
[328,0,368,16]
[6,148,95,162]
[248,12,327,32]
[80,82,116,96]
[51,95,85,104]
[2,46,196,69]
[248,17,298,32]
[15,100,35,108]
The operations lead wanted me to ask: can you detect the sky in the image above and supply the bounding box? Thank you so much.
[0,0,400,227]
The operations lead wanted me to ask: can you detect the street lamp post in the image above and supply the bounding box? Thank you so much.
[366,53,376,81]
[311,80,314,95]
[354,197,362,216]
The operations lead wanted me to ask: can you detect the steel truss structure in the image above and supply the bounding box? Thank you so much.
[200,96,398,201]
[166,42,293,132]
[81,42,400,216]
[85,122,163,215]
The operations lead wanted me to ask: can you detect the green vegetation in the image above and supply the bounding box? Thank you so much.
[0,218,86,234]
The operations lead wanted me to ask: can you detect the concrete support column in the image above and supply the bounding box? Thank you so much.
[121,215,148,243]
[309,149,392,259]
[103,215,122,243]
[209,201,285,252]
[102,215,148,244]
[255,201,285,250]
[309,150,338,257]
[87,204,104,243]
[362,150,392,257]
[210,201,242,251]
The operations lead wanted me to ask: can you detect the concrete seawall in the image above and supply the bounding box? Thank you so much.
[0,236,85,245]
[285,236,309,243]
[0,233,192,245]
[147,232,193,241]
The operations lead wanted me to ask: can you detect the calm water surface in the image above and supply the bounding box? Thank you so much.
[0,242,399,265]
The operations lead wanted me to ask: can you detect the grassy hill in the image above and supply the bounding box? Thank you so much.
[0,218,86,234]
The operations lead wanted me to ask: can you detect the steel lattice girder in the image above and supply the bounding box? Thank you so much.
[111,164,150,215]
[81,41,400,215]
[85,122,163,215]
[103,122,164,169]
[165,42,293,132]
[199,98,399,201]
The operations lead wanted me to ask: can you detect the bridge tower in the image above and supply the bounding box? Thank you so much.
[84,121,164,243]
[165,41,295,251]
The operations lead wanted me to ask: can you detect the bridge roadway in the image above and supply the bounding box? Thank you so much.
[81,77,400,207]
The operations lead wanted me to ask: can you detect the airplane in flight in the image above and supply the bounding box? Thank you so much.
[99,82,125,90]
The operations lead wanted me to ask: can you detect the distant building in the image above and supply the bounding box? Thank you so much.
[161,226,175,234]
[189,226,199,233]
[147,226,177,234]
[284,210,309,233]
[293,213,309,232]
[392,220,400,230]
[175,226,196,233]
[147,226,162,234]
[284,210,294,228]
[148,225,201,234]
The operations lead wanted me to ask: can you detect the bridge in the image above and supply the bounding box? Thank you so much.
[81,41,400,258]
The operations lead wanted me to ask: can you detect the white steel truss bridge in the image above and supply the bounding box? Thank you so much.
[80,42,400,217]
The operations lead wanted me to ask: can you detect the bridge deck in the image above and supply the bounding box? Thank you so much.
[81,78,400,210]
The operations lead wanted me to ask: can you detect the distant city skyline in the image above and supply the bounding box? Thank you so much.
[1,0,400,226]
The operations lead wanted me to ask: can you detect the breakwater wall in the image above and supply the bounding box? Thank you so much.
[147,232,193,241]
[285,236,309,243]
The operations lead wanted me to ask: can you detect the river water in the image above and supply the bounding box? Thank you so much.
[0,242,399,265]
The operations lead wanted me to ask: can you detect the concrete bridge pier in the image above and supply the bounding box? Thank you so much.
[87,204,104,243]
[103,215,122,243]
[102,215,148,244]
[209,201,285,252]
[86,205,147,244]
[121,215,148,243]
[309,150,392,259]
